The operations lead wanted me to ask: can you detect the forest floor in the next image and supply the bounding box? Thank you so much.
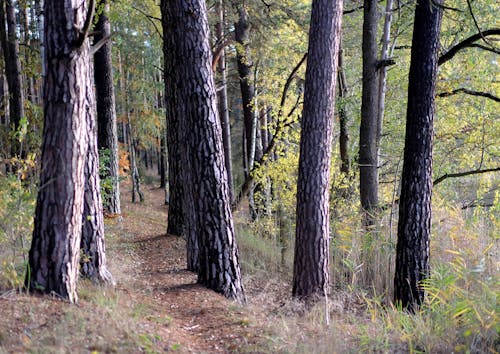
[0,180,372,353]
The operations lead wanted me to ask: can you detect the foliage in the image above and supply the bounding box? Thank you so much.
[0,175,35,291]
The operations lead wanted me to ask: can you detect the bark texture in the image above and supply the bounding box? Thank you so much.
[81,55,114,285]
[26,0,93,303]
[359,0,379,224]
[161,0,245,302]
[161,14,184,236]
[94,0,121,215]
[293,0,343,298]
[394,0,443,311]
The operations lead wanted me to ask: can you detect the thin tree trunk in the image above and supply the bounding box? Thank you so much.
[293,0,343,299]
[216,0,233,202]
[26,0,94,303]
[359,0,379,226]
[338,46,350,176]
[235,6,256,178]
[94,0,121,215]
[394,0,443,312]
[0,0,25,160]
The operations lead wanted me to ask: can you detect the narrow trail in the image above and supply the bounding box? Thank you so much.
[110,182,266,353]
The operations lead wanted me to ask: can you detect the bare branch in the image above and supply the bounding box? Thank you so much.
[90,34,113,56]
[436,88,500,103]
[438,28,500,66]
[131,6,162,40]
[211,38,233,72]
[433,167,500,186]
[74,0,95,48]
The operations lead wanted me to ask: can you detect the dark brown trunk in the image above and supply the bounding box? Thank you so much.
[359,0,379,225]
[337,47,350,176]
[0,0,25,159]
[26,0,93,303]
[235,7,256,178]
[161,0,245,302]
[293,0,343,299]
[94,0,121,215]
[394,0,443,312]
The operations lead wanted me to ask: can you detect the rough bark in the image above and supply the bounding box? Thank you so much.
[26,0,94,303]
[293,0,343,299]
[161,0,245,302]
[394,0,443,312]
[160,12,184,237]
[359,0,379,225]
[81,59,114,285]
[94,0,121,215]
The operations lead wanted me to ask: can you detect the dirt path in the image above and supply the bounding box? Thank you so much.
[110,182,266,353]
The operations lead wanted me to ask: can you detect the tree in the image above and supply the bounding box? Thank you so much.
[26,0,95,302]
[0,0,25,161]
[94,0,121,215]
[293,0,343,298]
[161,0,245,302]
[394,0,443,311]
[359,0,379,225]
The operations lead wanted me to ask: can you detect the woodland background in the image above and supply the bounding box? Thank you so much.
[0,0,498,352]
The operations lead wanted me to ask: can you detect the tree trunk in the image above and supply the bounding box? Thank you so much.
[338,46,350,176]
[161,0,245,302]
[359,0,379,225]
[293,0,343,299]
[94,0,121,215]
[26,0,94,303]
[216,0,234,202]
[0,0,25,160]
[80,59,114,285]
[394,0,443,312]
[235,6,256,178]
[160,16,184,237]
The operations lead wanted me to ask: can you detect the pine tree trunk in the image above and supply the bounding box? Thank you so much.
[338,47,350,176]
[26,0,94,303]
[94,0,121,215]
[293,0,343,299]
[359,0,379,226]
[81,59,114,285]
[161,0,245,302]
[160,13,185,236]
[394,0,443,312]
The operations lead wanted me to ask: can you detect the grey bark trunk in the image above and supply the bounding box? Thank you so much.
[394,0,443,312]
[26,0,94,303]
[293,0,343,299]
[161,0,245,302]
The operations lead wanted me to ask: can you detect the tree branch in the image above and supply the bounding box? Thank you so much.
[433,167,500,186]
[438,28,500,66]
[131,6,162,40]
[90,34,113,55]
[74,0,95,48]
[211,38,233,72]
[436,88,500,103]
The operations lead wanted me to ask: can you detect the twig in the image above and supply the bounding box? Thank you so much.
[436,88,500,103]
